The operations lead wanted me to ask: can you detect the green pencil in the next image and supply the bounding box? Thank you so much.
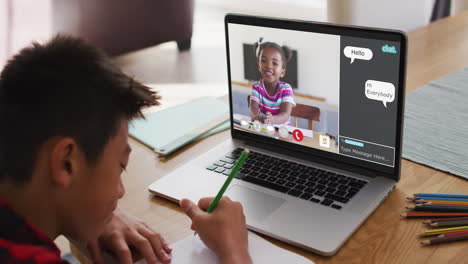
[194,149,250,235]
[207,149,250,212]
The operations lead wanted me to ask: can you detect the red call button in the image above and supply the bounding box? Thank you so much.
[292,129,303,142]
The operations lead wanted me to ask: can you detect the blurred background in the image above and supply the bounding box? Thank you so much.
[0,0,467,259]
[1,0,467,82]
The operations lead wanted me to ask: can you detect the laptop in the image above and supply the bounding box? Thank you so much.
[149,14,407,256]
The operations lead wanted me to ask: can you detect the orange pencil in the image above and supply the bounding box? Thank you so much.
[401,213,468,219]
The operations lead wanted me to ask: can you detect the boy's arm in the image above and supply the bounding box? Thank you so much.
[86,208,172,264]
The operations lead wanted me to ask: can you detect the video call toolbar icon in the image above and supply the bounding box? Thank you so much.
[279,126,289,139]
[266,125,275,135]
[241,120,249,129]
[292,129,304,142]
[319,134,330,148]
[253,120,261,132]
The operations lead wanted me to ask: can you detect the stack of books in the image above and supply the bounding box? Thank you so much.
[401,193,468,246]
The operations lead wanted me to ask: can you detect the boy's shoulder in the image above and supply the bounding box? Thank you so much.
[0,238,65,264]
[0,198,64,263]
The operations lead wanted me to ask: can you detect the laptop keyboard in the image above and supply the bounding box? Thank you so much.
[206,148,368,210]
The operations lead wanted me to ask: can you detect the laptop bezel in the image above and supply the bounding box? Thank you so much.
[224,14,407,181]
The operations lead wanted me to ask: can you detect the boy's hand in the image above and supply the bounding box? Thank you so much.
[86,208,172,264]
[180,197,252,264]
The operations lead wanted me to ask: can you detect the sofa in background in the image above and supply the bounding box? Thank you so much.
[52,0,194,56]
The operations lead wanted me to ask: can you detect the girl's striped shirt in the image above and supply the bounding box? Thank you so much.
[250,79,295,125]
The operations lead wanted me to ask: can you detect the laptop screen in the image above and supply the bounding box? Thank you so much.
[226,15,406,175]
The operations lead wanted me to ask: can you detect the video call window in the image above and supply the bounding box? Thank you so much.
[228,23,400,168]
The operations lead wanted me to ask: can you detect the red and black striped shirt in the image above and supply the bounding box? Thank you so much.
[0,198,65,263]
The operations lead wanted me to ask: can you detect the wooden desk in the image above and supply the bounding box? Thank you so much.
[72,11,468,263]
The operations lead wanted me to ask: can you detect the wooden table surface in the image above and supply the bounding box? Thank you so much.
[73,11,468,264]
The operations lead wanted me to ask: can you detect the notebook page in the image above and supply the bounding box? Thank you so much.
[135,231,314,264]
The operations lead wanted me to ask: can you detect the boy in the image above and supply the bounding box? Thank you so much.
[0,36,252,264]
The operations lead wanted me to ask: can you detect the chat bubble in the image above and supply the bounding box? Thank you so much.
[344,46,373,64]
[365,80,395,107]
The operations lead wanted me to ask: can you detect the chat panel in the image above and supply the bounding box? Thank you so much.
[339,36,401,167]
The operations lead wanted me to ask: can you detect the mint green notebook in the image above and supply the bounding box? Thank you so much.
[129,97,229,156]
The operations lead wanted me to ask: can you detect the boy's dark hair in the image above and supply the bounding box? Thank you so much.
[0,35,160,184]
[253,37,293,69]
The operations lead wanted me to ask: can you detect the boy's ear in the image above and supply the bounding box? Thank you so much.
[49,137,80,188]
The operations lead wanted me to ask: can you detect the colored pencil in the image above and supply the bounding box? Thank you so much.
[418,226,468,237]
[414,193,468,199]
[438,231,468,238]
[407,204,468,213]
[401,213,468,219]
[421,234,468,246]
[416,200,468,206]
[412,196,468,202]
[430,220,468,227]
[194,149,250,236]
[423,217,468,224]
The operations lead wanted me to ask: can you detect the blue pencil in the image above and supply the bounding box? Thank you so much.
[414,196,468,202]
[414,193,468,199]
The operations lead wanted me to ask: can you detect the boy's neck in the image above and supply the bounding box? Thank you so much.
[0,179,60,241]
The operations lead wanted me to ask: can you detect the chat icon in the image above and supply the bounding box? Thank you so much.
[344,46,373,64]
[365,80,395,107]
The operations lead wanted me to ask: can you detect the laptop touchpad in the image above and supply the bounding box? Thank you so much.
[226,185,285,222]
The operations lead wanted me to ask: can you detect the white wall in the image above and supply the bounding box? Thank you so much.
[327,0,434,31]
[452,0,468,15]
[228,23,340,106]
[199,0,326,22]
[0,0,52,70]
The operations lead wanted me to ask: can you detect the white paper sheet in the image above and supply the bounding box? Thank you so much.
[134,231,314,264]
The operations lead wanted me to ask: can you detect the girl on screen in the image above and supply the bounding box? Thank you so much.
[249,37,295,125]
